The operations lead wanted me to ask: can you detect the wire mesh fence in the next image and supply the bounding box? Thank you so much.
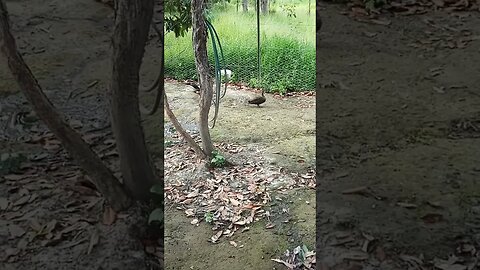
[164,14,315,93]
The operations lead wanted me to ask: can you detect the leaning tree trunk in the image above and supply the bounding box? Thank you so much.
[110,0,159,200]
[0,0,131,211]
[260,0,268,14]
[242,0,248,12]
[191,0,214,157]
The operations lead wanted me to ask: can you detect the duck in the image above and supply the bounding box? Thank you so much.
[248,91,266,107]
[185,81,200,94]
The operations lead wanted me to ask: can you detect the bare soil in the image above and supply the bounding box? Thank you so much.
[154,83,315,269]
[317,2,480,269]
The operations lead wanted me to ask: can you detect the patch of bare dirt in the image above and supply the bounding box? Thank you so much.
[318,1,480,269]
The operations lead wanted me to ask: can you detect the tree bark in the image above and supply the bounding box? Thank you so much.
[191,0,214,157]
[164,92,206,159]
[0,0,131,211]
[242,0,248,12]
[110,0,159,200]
[260,0,268,14]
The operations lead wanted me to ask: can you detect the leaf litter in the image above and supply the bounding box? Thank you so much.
[0,122,162,268]
[165,130,315,267]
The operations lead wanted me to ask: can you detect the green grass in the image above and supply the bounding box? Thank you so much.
[164,0,315,92]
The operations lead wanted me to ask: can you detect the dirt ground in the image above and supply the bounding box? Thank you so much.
[154,82,315,269]
[317,2,480,269]
[1,0,315,269]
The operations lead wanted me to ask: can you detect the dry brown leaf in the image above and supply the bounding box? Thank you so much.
[342,250,369,261]
[185,209,195,217]
[229,198,241,207]
[13,195,31,207]
[102,206,116,225]
[427,201,443,208]
[432,0,445,7]
[342,186,368,195]
[271,258,295,269]
[63,238,88,249]
[0,197,9,210]
[265,223,275,229]
[87,229,100,254]
[4,174,30,181]
[422,213,443,224]
[396,202,418,209]
[433,86,446,93]
[370,19,392,26]
[375,246,386,261]
[44,220,57,234]
[400,254,424,266]
[210,230,223,243]
[186,190,199,198]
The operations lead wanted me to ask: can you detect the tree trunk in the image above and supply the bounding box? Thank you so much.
[242,0,248,12]
[110,0,159,200]
[164,91,206,159]
[191,0,214,157]
[0,0,131,211]
[260,0,268,14]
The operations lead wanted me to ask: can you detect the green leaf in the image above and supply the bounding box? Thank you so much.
[148,208,164,224]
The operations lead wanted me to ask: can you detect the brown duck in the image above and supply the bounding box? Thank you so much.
[248,91,266,107]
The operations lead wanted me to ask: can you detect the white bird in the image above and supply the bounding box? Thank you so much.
[220,69,232,82]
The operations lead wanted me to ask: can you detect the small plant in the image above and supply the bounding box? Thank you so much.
[165,140,174,147]
[148,184,164,225]
[248,78,262,89]
[0,152,26,176]
[204,211,214,223]
[210,150,226,167]
[271,78,295,94]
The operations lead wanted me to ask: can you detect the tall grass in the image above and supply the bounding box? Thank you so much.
[165,0,315,92]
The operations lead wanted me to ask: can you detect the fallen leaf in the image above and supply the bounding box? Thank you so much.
[0,197,9,210]
[4,174,28,181]
[427,201,443,208]
[87,229,100,254]
[400,254,423,266]
[376,246,386,261]
[185,209,195,217]
[433,86,445,93]
[271,258,295,268]
[396,202,418,209]
[422,213,443,224]
[44,220,57,234]
[363,31,377,38]
[13,195,31,207]
[342,186,368,195]
[342,250,369,261]
[432,0,445,7]
[102,206,116,225]
[210,230,223,243]
[265,223,275,229]
[230,198,241,207]
[370,19,392,26]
